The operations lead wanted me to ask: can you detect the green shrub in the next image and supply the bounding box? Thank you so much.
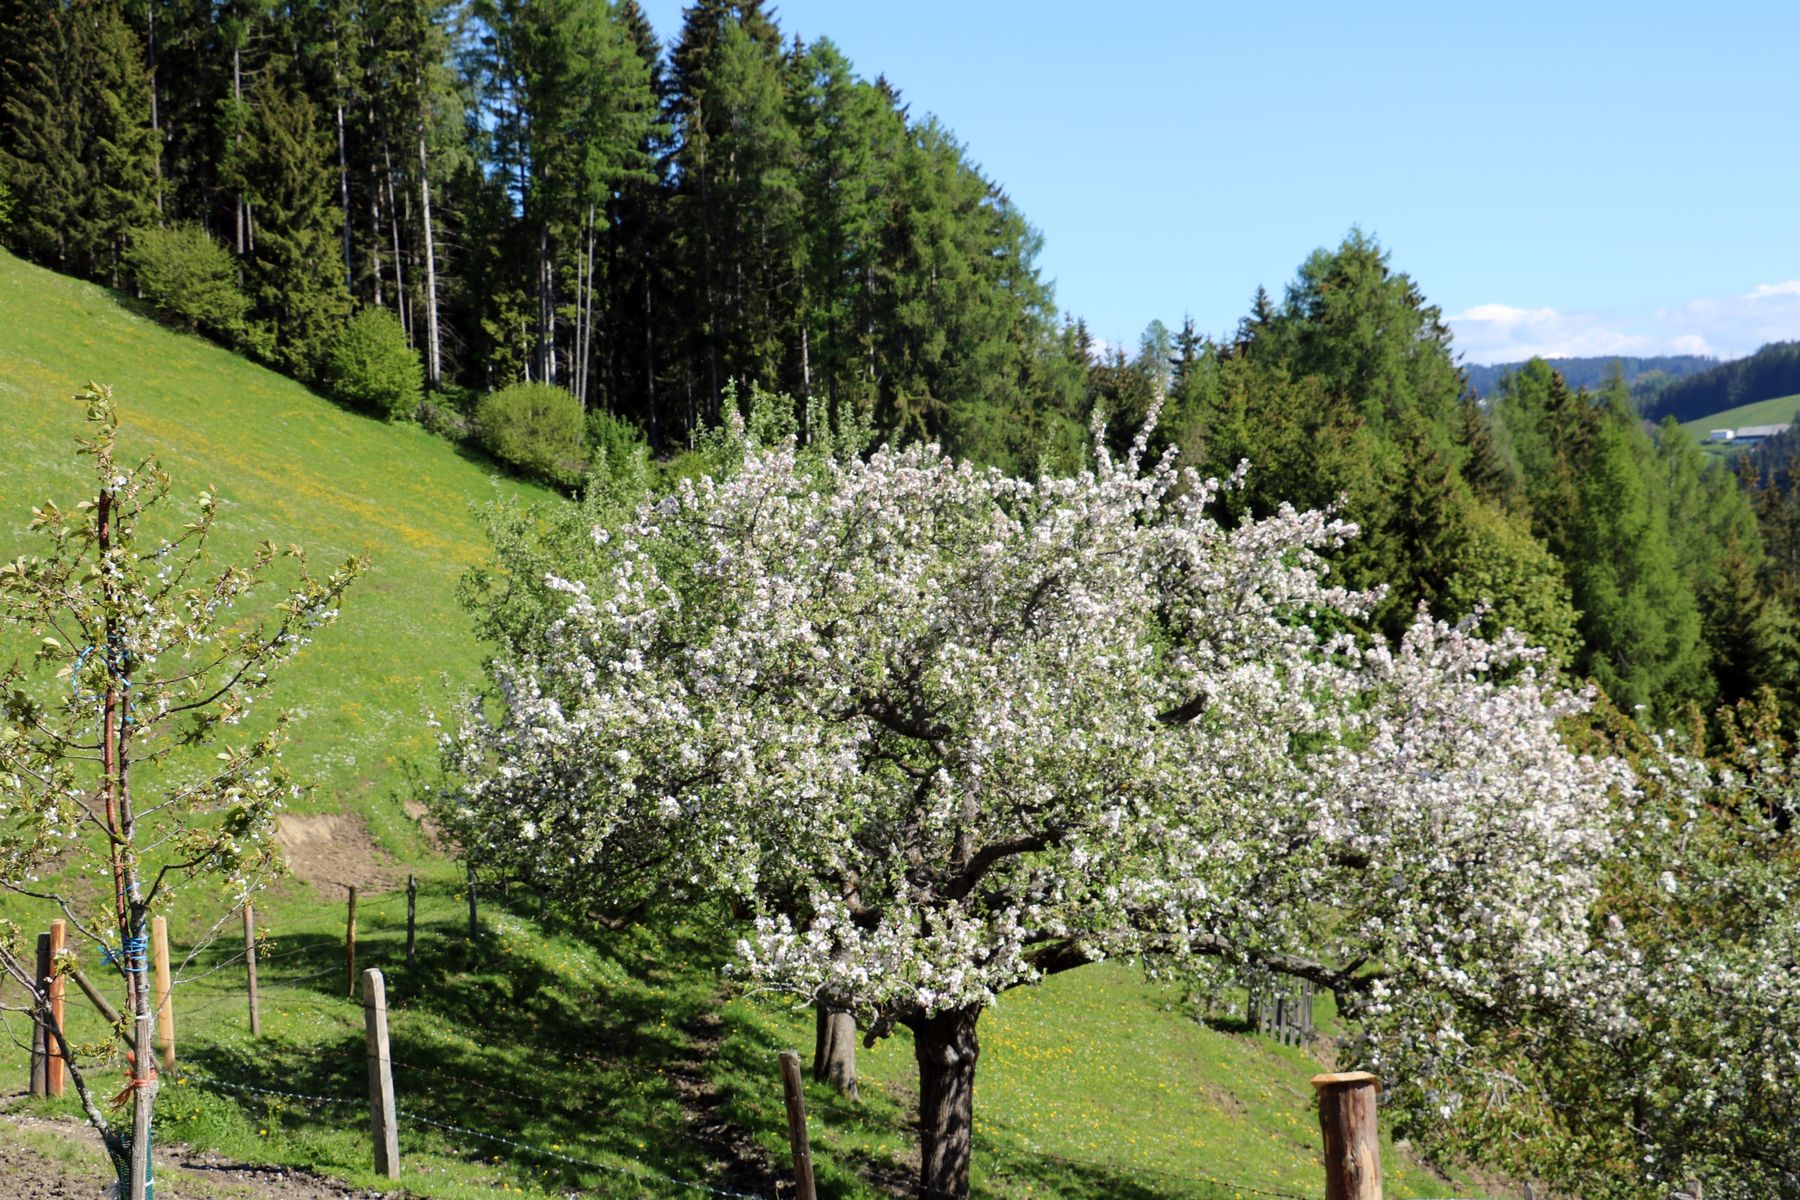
[321,307,423,419]
[585,407,646,470]
[418,392,473,441]
[124,222,248,342]
[476,383,587,486]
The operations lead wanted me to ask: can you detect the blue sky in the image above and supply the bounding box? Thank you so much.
[640,1,1800,365]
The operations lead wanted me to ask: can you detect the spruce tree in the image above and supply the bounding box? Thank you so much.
[243,70,350,375]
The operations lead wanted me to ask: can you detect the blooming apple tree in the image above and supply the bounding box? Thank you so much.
[0,386,361,1197]
[446,412,1629,1199]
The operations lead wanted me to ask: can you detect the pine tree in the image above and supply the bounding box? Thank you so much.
[243,70,350,375]
[669,2,799,422]
[0,0,155,280]
[1497,362,1712,716]
[81,0,158,284]
[0,0,88,266]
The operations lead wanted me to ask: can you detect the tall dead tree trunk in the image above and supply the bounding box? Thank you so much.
[364,104,384,306]
[147,3,162,218]
[911,1006,980,1200]
[417,123,441,387]
[232,45,245,280]
[535,221,556,386]
[335,101,353,294]
[381,135,409,340]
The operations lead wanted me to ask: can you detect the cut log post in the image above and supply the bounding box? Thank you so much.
[778,1050,816,1200]
[29,931,50,1096]
[152,915,176,1072]
[1313,1071,1382,1200]
[244,903,261,1037]
[47,920,66,1096]
[346,886,358,998]
[363,968,400,1178]
[404,875,416,970]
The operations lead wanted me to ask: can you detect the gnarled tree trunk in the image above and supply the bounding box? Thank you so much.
[812,1001,858,1099]
[911,1006,980,1200]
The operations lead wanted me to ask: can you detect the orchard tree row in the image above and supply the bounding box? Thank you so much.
[0,0,1079,465]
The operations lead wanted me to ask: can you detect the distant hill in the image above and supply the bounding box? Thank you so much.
[1677,392,1800,454]
[1640,341,1800,424]
[1463,354,1715,399]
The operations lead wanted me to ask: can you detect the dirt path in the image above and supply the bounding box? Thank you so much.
[0,1109,400,1200]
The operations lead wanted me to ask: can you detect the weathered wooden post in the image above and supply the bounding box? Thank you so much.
[466,863,478,940]
[152,914,176,1072]
[29,931,50,1096]
[47,919,66,1096]
[1313,1071,1382,1200]
[778,1051,817,1200]
[404,875,416,970]
[243,903,261,1036]
[345,886,358,998]
[363,968,400,1178]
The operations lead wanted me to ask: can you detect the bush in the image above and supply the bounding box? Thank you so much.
[418,392,473,441]
[124,223,248,342]
[585,407,646,471]
[321,308,423,419]
[476,383,587,487]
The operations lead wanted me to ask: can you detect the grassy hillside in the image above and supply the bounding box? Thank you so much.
[0,247,555,844]
[0,249,1484,1200]
[1678,392,1800,454]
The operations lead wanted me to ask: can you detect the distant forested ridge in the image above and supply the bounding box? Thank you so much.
[1638,341,1800,423]
[1463,354,1714,399]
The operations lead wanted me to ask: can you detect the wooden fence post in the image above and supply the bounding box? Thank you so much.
[244,903,261,1037]
[404,875,416,970]
[1313,1071,1382,1200]
[152,915,176,1072]
[363,968,400,1178]
[29,931,50,1096]
[47,919,66,1096]
[345,886,358,998]
[466,863,478,940]
[778,1050,817,1200]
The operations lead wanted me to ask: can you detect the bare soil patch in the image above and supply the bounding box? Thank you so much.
[0,1109,400,1199]
[273,814,403,897]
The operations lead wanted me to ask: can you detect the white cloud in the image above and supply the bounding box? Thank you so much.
[1457,303,1558,327]
[1449,280,1800,365]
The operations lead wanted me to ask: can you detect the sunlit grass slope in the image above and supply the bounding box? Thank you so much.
[0,248,1480,1199]
[0,247,554,844]
[1679,391,1800,455]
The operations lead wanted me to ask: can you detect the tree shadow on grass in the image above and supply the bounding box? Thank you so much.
[178,890,764,1197]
